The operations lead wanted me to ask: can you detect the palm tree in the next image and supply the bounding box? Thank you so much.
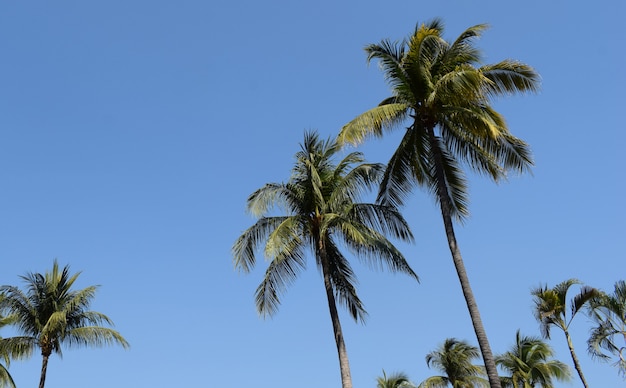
[232,131,418,388]
[496,330,571,388]
[377,370,416,388]
[531,279,599,388]
[587,280,626,376]
[0,260,130,388]
[338,19,539,387]
[418,338,489,388]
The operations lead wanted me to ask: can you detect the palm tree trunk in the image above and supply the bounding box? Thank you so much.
[319,239,353,388]
[428,129,501,388]
[39,353,49,388]
[564,330,589,388]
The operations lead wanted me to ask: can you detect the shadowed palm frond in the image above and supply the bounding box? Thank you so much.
[587,280,626,376]
[232,216,290,273]
[254,241,307,318]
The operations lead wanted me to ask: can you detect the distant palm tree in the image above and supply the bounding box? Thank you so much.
[587,280,626,376]
[531,279,599,388]
[418,338,489,388]
[377,370,416,388]
[496,330,571,388]
[233,131,418,388]
[0,260,130,388]
[338,19,539,388]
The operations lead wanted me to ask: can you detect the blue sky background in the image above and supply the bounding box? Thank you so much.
[0,1,624,387]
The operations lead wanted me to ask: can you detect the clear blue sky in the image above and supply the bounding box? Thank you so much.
[0,1,624,387]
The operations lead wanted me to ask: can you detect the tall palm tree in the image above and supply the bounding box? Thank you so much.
[531,279,599,388]
[232,131,418,388]
[338,19,539,387]
[418,338,489,388]
[496,330,571,388]
[377,370,416,388]
[0,260,130,388]
[587,280,626,376]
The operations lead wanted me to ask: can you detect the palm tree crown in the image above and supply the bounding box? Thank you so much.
[418,338,489,388]
[531,279,599,388]
[338,19,539,388]
[587,280,626,376]
[377,370,416,388]
[496,330,571,388]
[0,260,129,388]
[233,130,418,388]
[339,18,539,215]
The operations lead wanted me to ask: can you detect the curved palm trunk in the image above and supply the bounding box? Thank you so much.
[39,353,50,388]
[427,129,501,388]
[318,240,353,388]
[563,330,588,388]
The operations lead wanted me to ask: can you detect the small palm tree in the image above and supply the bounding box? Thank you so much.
[587,280,626,376]
[0,260,130,388]
[233,131,418,388]
[496,330,571,388]
[531,279,599,388]
[418,338,489,388]
[338,19,539,388]
[377,370,416,388]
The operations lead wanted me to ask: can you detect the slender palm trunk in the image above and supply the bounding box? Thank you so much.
[564,330,588,388]
[39,353,50,388]
[318,239,353,388]
[427,128,501,388]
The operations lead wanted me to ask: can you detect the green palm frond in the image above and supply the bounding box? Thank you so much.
[232,216,290,273]
[254,242,307,317]
[572,286,601,316]
[330,161,384,206]
[338,103,409,146]
[429,136,469,220]
[443,23,488,67]
[323,238,366,322]
[480,61,540,96]
[349,203,413,242]
[0,363,16,388]
[0,336,35,361]
[64,326,129,349]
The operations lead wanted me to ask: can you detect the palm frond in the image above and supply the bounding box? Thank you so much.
[0,337,35,361]
[254,241,306,318]
[322,239,367,322]
[338,103,409,146]
[481,60,540,96]
[0,363,16,388]
[349,203,414,242]
[429,137,470,221]
[377,128,429,207]
[443,23,489,67]
[64,326,129,349]
[232,216,289,273]
[365,40,411,95]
